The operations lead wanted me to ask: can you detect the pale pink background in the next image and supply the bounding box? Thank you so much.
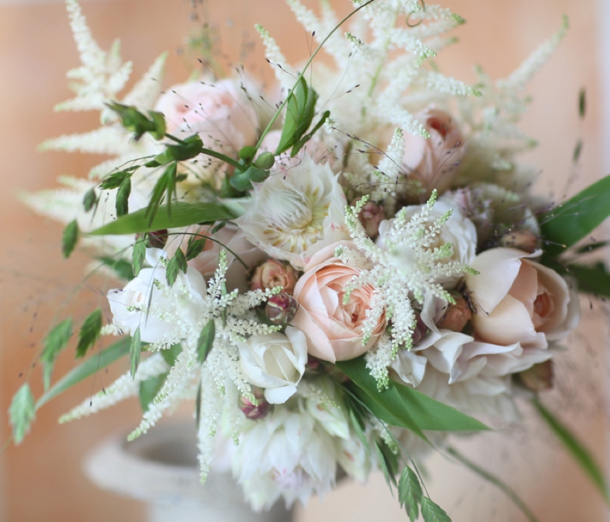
[0,0,607,521]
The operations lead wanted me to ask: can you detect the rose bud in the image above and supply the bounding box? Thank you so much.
[136,229,168,249]
[499,230,539,253]
[265,292,299,325]
[239,388,271,420]
[437,297,472,332]
[517,360,554,392]
[411,313,429,344]
[250,259,298,294]
[357,199,385,239]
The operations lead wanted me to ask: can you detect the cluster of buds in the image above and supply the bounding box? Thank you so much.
[239,387,271,421]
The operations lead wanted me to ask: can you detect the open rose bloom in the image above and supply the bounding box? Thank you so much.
[19,0,607,518]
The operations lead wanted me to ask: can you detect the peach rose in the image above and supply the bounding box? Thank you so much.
[155,79,258,154]
[465,248,580,349]
[402,107,465,196]
[292,242,386,362]
[250,259,298,294]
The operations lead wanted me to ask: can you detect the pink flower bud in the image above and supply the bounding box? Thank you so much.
[517,360,554,392]
[137,229,168,249]
[411,313,429,344]
[250,259,298,294]
[499,230,540,253]
[437,298,472,332]
[239,388,271,420]
[265,292,299,325]
[357,199,385,239]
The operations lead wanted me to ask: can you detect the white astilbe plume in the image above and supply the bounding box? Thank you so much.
[255,25,296,91]
[339,193,474,389]
[59,353,169,423]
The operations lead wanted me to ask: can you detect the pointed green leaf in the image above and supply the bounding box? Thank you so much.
[565,262,610,298]
[421,497,451,522]
[89,201,242,236]
[161,343,182,367]
[83,188,98,212]
[132,237,146,277]
[186,237,207,261]
[533,398,610,504]
[36,337,130,409]
[399,466,423,522]
[197,319,216,364]
[99,167,137,190]
[76,308,103,359]
[62,219,79,258]
[144,164,172,225]
[116,177,131,217]
[97,256,134,281]
[9,384,36,445]
[139,372,168,412]
[40,318,73,390]
[165,254,181,287]
[375,442,397,489]
[130,328,142,378]
[541,174,610,257]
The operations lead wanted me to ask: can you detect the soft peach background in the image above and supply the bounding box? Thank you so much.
[0,0,608,521]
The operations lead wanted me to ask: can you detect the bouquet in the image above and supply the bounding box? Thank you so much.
[9,0,610,519]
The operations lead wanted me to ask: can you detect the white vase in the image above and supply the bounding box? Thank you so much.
[85,421,294,522]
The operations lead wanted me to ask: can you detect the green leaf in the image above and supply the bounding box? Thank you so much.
[139,372,168,412]
[399,466,423,522]
[446,446,540,522]
[533,397,610,504]
[97,256,134,280]
[566,262,610,298]
[99,167,137,190]
[76,308,103,359]
[197,319,216,364]
[144,163,172,225]
[337,357,488,434]
[579,87,586,119]
[186,237,206,261]
[40,318,73,390]
[62,219,79,258]
[348,408,370,457]
[291,109,331,157]
[421,497,451,522]
[116,177,131,217]
[195,379,202,428]
[166,249,186,287]
[132,237,147,277]
[148,134,203,166]
[574,241,610,255]
[107,102,165,141]
[37,337,130,409]
[83,188,98,212]
[9,384,36,445]
[161,343,182,367]
[130,327,142,378]
[375,441,398,489]
[89,201,242,236]
[541,174,610,257]
[148,110,167,140]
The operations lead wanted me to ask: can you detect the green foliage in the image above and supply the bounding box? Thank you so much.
[399,466,423,522]
[130,327,142,378]
[62,219,79,258]
[186,236,206,261]
[421,497,452,522]
[82,188,98,212]
[139,372,168,412]
[161,343,182,367]
[145,162,177,225]
[116,177,131,217]
[166,248,187,287]
[99,167,137,190]
[75,308,103,359]
[566,262,610,298]
[541,174,610,258]
[337,357,488,437]
[533,397,610,505]
[579,88,586,119]
[195,379,202,428]
[238,146,257,162]
[97,256,134,280]
[90,201,242,236]
[107,102,166,141]
[375,441,399,488]
[229,165,270,192]
[40,318,73,390]
[197,319,216,364]
[132,237,147,277]
[9,384,36,445]
[147,134,204,166]
[38,337,130,409]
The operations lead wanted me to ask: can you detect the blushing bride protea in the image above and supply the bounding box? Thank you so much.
[235,154,348,269]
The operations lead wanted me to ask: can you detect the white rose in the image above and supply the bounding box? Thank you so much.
[107,249,207,344]
[235,154,348,269]
[237,327,308,404]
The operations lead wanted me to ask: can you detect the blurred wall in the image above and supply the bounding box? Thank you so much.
[0,0,607,521]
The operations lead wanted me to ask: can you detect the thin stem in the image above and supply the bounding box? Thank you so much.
[255,0,378,150]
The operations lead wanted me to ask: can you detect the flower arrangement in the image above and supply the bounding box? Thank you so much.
[9,0,610,520]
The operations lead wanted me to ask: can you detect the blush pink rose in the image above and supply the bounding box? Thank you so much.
[292,242,386,362]
[465,248,580,349]
[155,79,258,154]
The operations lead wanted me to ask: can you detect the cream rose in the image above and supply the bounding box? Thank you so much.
[465,248,580,349]
[292,242,386,362]
[237,327,308,404]
[155,79,258,154]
